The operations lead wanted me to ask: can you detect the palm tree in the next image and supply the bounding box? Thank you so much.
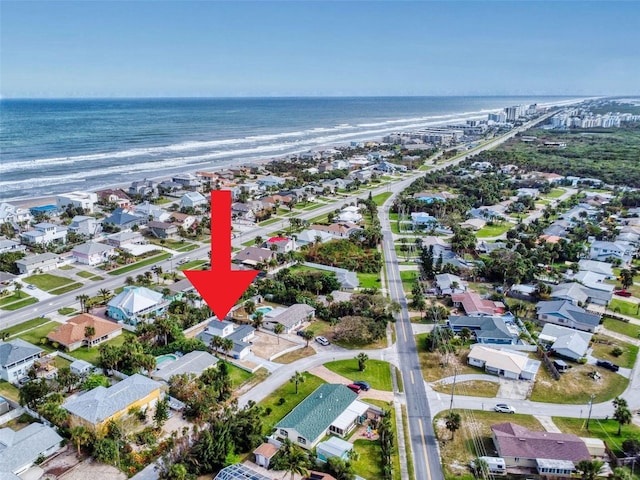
[290,371,305,394]
[611,467,632,480]
[76,294,89,313]
[84,326,95,349]
[445,411,462,440]
[471,457,489,479]
[252,310,264,330]
[13,281,23,299]
[356,352,369,372]
[619,269,634,289]
[152,265,163,284]
[613,396,632,435]
[254,235,264,247]
[280,441,309,480]
[221,337,234,357]
[98,288,111,304]
[244,300,256,317]
[576,459,605,480]
[70,425,91,457]
[301,330,314,348]
[210,335,223,355]
[274,323,285,344]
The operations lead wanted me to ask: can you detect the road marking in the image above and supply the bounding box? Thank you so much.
[401,319,408,342]
[410,370,415,384]
[418,418,433,480]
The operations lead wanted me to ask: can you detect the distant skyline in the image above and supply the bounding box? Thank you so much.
[1,1,639,98]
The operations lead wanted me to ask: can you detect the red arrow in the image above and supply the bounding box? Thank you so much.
[184,190,258,320]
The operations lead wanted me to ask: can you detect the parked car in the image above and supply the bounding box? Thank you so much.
[494,404,516,414]
[596,360,620,372]
[315,336,330,346]
[26,284,36,290]
[614,290,632,297]
[346,383,361,394]
[353,380,371,391]
[296,329,306,337]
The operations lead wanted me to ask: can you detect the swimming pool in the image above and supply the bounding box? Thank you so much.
[255,306,273,315]
[156,354,178,366]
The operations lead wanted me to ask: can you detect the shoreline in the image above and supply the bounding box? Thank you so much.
[5,97,592,209]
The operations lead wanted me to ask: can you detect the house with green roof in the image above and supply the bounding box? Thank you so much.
[273,384,371,449]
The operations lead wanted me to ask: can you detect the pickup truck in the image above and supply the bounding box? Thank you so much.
[596,360,620,372]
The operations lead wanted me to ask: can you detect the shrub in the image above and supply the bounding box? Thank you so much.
[611,347,624,357]
[577,357,588,364]
[278,397,286,406]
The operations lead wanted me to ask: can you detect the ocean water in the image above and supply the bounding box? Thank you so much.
[0,96,579,201]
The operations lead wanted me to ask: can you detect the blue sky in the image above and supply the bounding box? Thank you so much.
[1,1,638,97]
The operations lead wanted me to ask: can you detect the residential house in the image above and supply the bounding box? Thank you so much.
[309,223,361,238]
[563,203,597,222]
[0,423,63,477]
[56,191,98,213]
[507,284,537,302]
[0,339,43,383]
[411,212,438,230]
[468,207,507,222]
[107,286,168,324]
[47,313,122,352]
[96,188,131,207]
[467,345,541,380]
[234,246,276,267]
[589,240,634,264]
[274,384,371,449]
[151,350,218,382]
[197,320,255,359]
[550,283,589,305]
[451,291,505,317]
[573,270,615,293]
[29,205,59,218]
[147,221,179,240]
[103,208,147,230]
[63,374,163,435]
[72,241,116,266]
[257,175,286,189]
[491,422,590,473]
[0,239,26,255]
[68,215,100,237]
[263,304,315,334]
[476,241,508,254]
[336,206,363,224]
[70,359,93,376]
[170,212,197,231]
[0,202,32,225]
[15,252,60,275]
[375,161,406,173]
[172,173,201,190]
[158,180,182,193]
[332,159,349,170]
[322,178,352,192]
[538,324,592,361]
[302,262,359,290]
[577,260,614,277]
[350,169,373,182]
[253,443,280,469]
[266,236,296,253]
[231,202,257,222]
[133,202,172,222]
[516,188,539,199]
[296,229,335,246]
[447,316,519,345]
[128,179,158,197]
[105,231,145,248]
[536,300,601,333]
[180,191,207,209]
[163,278,196,300]
[20,222,67,246]
[435,273,467,295]
[543,223,569,238]
[260,194,293,211]
[460,218,486,231]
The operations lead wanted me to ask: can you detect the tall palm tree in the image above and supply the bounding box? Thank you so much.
[301,330,314,348]
[356,352,369,372]
[280,442,309,480]
[98,288,111,304]
[252,310,264,330]
[445,411,462,440]
[221,337,234,358]
[613,396,632,435]
[13,281,23,299]
[274,323,285,344]
[210,335,223,355]
[70,425,91,457]
[76,294,89,313]
[290,371,305,394]
[84,326,95,349]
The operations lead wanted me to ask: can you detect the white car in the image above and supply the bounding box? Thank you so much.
[315,336,330,346]
[494,404,516,414]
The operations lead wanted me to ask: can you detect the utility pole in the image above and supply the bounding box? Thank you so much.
[449,368,457,412]
[586,393,595,431]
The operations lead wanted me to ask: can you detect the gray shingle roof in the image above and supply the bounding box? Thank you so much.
[0,423,62,475]
[62,374,162,425]
[0,339,43,368]
[447,316,515,342]
[536,300,601,327]
[152,351,218,382]
[270,304,315,329]
[275,384,357,442]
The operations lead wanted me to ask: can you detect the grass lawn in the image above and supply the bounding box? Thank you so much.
[59,265,74,270]
[66,332,135,365]
[273,346,316,364]
[590,334,638,369]
[108,252,172,275]
[609,298,640,319]
[227,363,254,388]
[57,307,77,316]
[476,223,512,238]
[357,272,382,289]
[603,317,640,339]
[23,273,73,291]
[53,356,72,369]
[401,405,415,480]
[415,334,482,382]
[358,398,401,480]
[258,373,326,434]
[177,260,207,271]
[17,322,57,351]
[77,270,98,279]
[0,380,20,402]
[259,218,282,227]
[372,192,392,206]
[324,359,394,391]
[400,270,418,292]
[175,243,199,252]
[2,317,51,337]
[1,297,38,311]
[545,188,566,199]
[529,360,628,404]
[0,292,35,306]
[432,380,499,398]
[434,409,543,480]
[552,416,640,456]
[48,282,83,295]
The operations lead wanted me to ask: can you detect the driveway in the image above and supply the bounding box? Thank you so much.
[496,378,533,400]
[308,365,394,402]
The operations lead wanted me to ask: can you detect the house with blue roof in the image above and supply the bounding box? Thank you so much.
[411,212,439,230]
[273,384,372,449]
[107,286,167,324]
[103,207,146,230]
[447,316,519,345]
[536,300,601,333]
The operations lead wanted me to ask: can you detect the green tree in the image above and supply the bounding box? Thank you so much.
[613,396,632,435]
[445,411,462,440]
[290,371,305,394]
[278,439,309,480]
[93,437,119,465]
[19,378,49,409]
[274,323,285,344]
[56,366,80,393]
[252,310,264,330]
[356,352,369,372]
[13,281,23,298]
[76,294,89,313]
[619,269,634,289]
[326,457,356,480]
[220,337,234,358]
[70,425,91,457]
[98,288,112,304]
[154,397,170,430]
[471,457,489,479]
[301,330,314,348]
[576,459,605,480]
[84,325,96,349]
[243,300,256,316]
[611,467,632,480]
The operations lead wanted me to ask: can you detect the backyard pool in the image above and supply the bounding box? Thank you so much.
[255,306,273,315]
[156,354,178,366]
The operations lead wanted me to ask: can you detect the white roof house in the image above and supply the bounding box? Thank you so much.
[468,345,541,380]
[180,191,207,209]
[152,350,218,382]
[0,423,63,477]
[577,260,614,278]
[106,286,167,324]
[539,324,592,361]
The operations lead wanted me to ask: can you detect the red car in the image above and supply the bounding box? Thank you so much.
[614,290,632,297]
[346,383,361,394]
